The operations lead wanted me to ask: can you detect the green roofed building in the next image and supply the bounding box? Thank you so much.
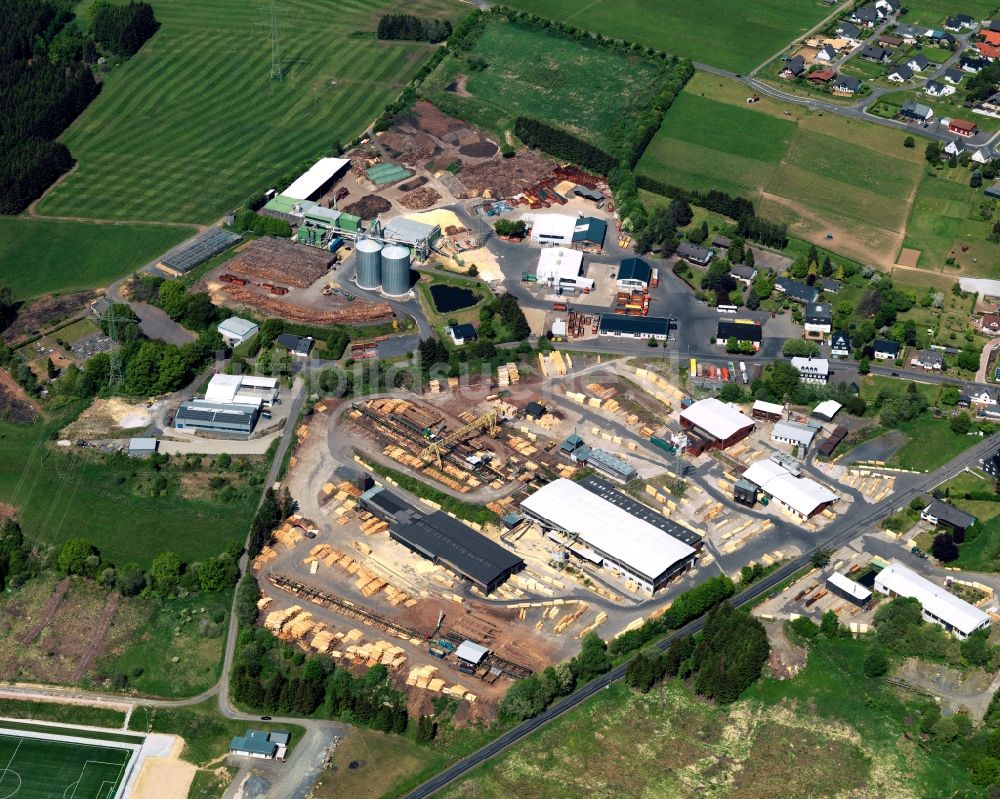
[262,194,314,223]
[230,729,290,761]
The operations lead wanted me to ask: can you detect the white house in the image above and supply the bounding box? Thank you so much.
[218,317,259,347]
[910,349,944,370]
[926,80,956,98]
[873,339,899,360]
[816,44,837,62]
[790,357,830,384]
[944,138,966,157]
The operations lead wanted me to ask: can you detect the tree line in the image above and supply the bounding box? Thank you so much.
[90,1,158,57]
[376,13,451,43]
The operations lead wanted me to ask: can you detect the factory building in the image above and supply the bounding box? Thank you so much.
[535,247,593,291]
[597,315,670,340]
[741,458,838,520]
[158,229,242,277]
[751,400,784,422]
[527,213,578,246]
[217,317,259,347]
[616,258,651,292]
[520,476,698,593]
[282,157,351,201]
[381,217,441,250]
[571,217,607,251]
[360,486,524,594]
[204,374,279,407]
[826,572,872,609]
[771,420,819,453]
[174,400,261,434]
[874,560,990,639]
[679,398,756,451]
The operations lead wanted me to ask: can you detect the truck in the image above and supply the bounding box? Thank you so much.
[428,646,447,659]
[521,273,537,283]
[553,302,568,311]
[651,267,659,288]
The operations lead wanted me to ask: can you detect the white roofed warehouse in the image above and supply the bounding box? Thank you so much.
[535,247,593,290]
[217,317,259,347]
[741,458,838,520]
[519,476,699,593]
[874,560,990,639]
[527,213,578,246]
[679,398,755,452]
[282,157,351,201]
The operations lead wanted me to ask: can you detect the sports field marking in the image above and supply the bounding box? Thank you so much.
[0,737,23,799]
[66,758,132,799]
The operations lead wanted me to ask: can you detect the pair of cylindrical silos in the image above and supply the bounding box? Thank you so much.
[355,238,411,297]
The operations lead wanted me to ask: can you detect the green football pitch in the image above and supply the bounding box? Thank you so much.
[0,733,133,799]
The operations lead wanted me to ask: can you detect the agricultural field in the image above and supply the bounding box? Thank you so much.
[0,730,134,799]
[425,20,668,148]
[0,218,192,300]
[901,169,999,273]
[439,638,971,799]
[637,73,926,268]
[36,0,462,224]
[499,0,833,74]
[899,0,998,27]
[0,416,264,566]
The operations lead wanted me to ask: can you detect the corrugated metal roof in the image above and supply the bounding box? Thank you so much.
[875,560,989,636]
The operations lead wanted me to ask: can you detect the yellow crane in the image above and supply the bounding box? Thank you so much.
[420,409,502,469]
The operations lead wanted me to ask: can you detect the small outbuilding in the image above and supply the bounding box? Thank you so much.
[826,572,872,608]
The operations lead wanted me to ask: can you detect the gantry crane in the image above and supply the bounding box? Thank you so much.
[419,409,502,469]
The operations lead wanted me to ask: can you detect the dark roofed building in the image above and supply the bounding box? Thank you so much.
[861,44,890,62]
[598,315,670,340]
[617,257,652,290]
[524,401,545,419]
[774,277,818,303]
[447,323,477,346]
[818,425,848,457]
[275,332,315,357]
[571,216,607,249]
[781,55,806,77]
[873,338,900,360]
[921,500,976,534]
[716,320,763,350]
[571,185,604,202]
[175,400,260,434]
[676,241,714,265]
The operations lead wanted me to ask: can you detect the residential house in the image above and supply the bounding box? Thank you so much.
[944,67,964,84]
[711,235,733,249]
[831,330,851,357]
[730,264,758,285]
[274,332,314,357]
[804,303,833,337]
[839,21,863,40]
[676,241,714,266]
[887,63,914,82]
[977,91,1000,114]
[907,53,931,71]
[895,22,921,40]
[961,56,986,72]
[874,0,899,16]
[973,148,991,163]
[939,31,958,48]
[878,33,904,47]
[832,75,863,95]
[979,313,1000,333]
[981,448,1000,477]
[900,99,934,121]
[949,118,979,137]
[873,339,900,360]
[808,67,837,84]
[926,80,956,97]
[774,277,818,304]
[945,13,975,30]
[790,357,831,384]
[988,20,1000,33]
[977,41,1000,60]
[781,55,806,78]
[820,277,841,293]
[817,43,837,62]
[446,323,477,346]
[944,138,967,157]
[851,6,880,26]
[986,181,1000,199]
[716,320,763,351]
[921,500,977,535]
[910,348,944,370]
[861,44,891,62]
[968,387,1000,408]
[984,29,1000,46]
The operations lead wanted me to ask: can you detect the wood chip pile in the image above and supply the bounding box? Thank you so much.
[219,283,393,325]
[226,237,335,287]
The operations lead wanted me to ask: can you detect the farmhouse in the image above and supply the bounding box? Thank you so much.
[826,572,873,608]
[781,55,806,77]
[832,75,863,95]
[887,64,913,82]
[874,560,990,639]
[676,241,714,265]
[791,356,830,384]
[949,118,979,137]
[205,374,279,407]
[804,303,833,336]
[446,323,477,346]
[861,44,891,62]
[772,420,818,452]
[831,330,850,357]
[873,339,900,360]
[217,317,259,347]
[679,398,756,451]
[535,247,593,291]
[617,257,652,292]
[598,314,670,340]
[741,458,838,520]
[363,487,524,594]
[921,500,977,534]
[519,476,699,594]
[910,349,944,370]
[752,399,785,421]
[717,320,763,350]
[774,277,818,303]
[230,730,290,761]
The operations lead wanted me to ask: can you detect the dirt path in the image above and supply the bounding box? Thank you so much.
[976,337,1000,382]
[19,577,70,645]
[25,163,79,218]
[71,592,120,682]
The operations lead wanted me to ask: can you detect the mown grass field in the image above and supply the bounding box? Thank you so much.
[37,0,461,224]
[637,72,926,268]
[0,218,192,300]
[889,416,983,471]
[439,638,971,799]
[900,0,998,27]
[426,20,667,148]
[499,0,833,73]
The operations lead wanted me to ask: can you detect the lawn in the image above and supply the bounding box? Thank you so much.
[0,698,125,729]
[129,700,305,767]
[900,0,998,27]
[314,728,431,799]
[37,0,462,224]
[0,218,192,301]
[955,513,1000,572]
[499,0,834,74]
[0,731,133,799]
[637,72,926,269]
[52,317,101,345]
[860,375,941,405]
[901,169,998,273]
[425,20,669,148]
[439,638,972,799]
[889,416,983,471]
[0,415,263,566]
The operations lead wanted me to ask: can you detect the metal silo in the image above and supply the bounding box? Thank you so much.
[355,238,382,290]
[381,244,411,297]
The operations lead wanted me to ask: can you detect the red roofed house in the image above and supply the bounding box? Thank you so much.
[807,68,836,83]
[983,29,1000,46]
[949,118,979,137]
[981,314,1000,333]
[977,41,1000,60]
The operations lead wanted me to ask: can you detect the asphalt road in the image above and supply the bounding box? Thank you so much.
[399,432,1000,799]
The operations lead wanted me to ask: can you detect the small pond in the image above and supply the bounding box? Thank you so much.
[430,283,479,313]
